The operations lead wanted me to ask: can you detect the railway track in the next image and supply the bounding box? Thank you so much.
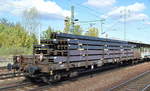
[108,70,150,91]
[0,66,7,73]
[0,78,49,91]
[0,72,24,80]
[0,66,7,70]
[0,80,33,91]
[142,84,150,91]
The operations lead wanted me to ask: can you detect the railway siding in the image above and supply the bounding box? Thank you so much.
[0,72,24,80]
[142,84,150,91]
[109,70,150,91]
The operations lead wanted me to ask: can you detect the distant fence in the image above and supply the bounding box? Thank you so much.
[0,57,13,67]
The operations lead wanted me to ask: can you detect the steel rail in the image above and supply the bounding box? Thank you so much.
[28,84,51,91]
[141,84,150,91]
[0,66,7,70]
[108,70,150,91]
[0,72,24,79]
[51,33,127,43]
[0,81,32,91]
[0,72,22,76]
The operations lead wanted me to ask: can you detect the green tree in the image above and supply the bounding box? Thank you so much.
[43,26,54,39]
[22,7,40,35]
[63,17,83,35]
[72,25,83,35]
[0,23,32,48]
[0,18,38,56]
[43,26,61,39]
[85,27,99,37]
[64,17,70,33]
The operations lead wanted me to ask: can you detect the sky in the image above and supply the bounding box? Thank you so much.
[0,0,150,43]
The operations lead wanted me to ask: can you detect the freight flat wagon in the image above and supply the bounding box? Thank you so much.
[10,33,149,83]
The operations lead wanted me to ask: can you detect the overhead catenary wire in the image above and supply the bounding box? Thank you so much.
[66,0,123,39]
[67,0,103,18]
[104,20,121,32]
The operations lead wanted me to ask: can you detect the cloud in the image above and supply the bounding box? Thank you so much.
[0,0,70,20]
[120,13,148,22]
[101,2,148,22]
[84,0,116,8]
[145,22,150,25]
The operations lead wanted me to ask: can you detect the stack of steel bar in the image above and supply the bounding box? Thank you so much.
[34,33,135,63]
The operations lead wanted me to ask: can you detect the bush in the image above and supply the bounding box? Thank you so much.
[0,47,33,57]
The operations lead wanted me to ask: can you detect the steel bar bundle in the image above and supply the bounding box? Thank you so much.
[34,33,135,63]
[51,33,127,43]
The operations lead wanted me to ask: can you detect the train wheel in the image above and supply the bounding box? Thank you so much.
[53,74,61,81]
[49,74,61,82]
